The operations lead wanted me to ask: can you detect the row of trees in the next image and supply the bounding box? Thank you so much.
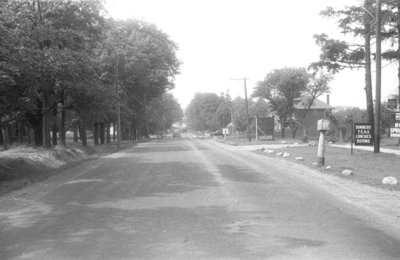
[186,92,270,133]
[186,67,331,139]
[0,0,182,149]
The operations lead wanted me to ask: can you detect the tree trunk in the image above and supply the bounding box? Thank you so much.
[52,107,58,146]
[52,123,57,146]
[26,126,32,146]
[280,117,286,138]
[42,90,51,148]
[280,127,285,138]
[113,122,116,142]
[51,109,58,146]
[93,122,99,145]
[79,122,87,147]
[34,122,43,147]
[0,126,4,146]
[1,126,9,150]
[143,93,150,139]
[73,125,78,143]
[364,0,374,125]
[292,128,298,139]
[106,123,111,144]
[60,100,66,146]
[397,1,400,145]
[100,122,105,144]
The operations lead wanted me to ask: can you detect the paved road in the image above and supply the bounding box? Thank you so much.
[1,138,400,259]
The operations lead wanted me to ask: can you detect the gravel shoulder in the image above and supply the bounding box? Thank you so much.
[214,140,400,241]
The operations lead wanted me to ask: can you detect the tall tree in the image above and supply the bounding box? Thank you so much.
[4,0,106,147]
[292,71,332,138]
[214,92,233,129]
[148,93,183,136]
[101,19,180,139]
[186,93,221,132]
[311,0,375,124]
[253,67,309,138]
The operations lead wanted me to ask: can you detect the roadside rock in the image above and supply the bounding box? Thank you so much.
[325,165,332,170]
[276,152,283,156]
[308,141,316,146]
[295,157,304,161]
[382,176,398,186]
[264,150,274,154]
[341,169,353,176]
[311,162,319,166]
[283,152,290,157]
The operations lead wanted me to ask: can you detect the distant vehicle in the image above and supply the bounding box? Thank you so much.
[210,130,223,136]
[173,132,181,138]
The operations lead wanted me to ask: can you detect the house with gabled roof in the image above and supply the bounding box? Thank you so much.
[292,97,334,138]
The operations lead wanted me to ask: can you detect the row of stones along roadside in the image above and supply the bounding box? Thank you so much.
[258,145,398,186]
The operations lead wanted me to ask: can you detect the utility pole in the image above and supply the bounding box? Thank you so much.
[374,0,382,153]
[115,52,121,148]
[231,77,251,142]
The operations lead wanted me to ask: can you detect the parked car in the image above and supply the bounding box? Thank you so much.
[210,130,223,136]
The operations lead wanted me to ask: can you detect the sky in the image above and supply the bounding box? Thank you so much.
[105,0,399,110]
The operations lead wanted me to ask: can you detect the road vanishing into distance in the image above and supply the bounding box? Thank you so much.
[1,137,400,259]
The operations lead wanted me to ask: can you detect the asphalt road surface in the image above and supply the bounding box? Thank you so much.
[1,138,400,259]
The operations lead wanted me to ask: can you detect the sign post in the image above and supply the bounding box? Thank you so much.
[222,128,229,139]
[351,123,354,155]
[317,119,330,166]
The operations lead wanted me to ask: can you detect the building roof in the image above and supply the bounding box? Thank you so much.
[294,98,333,110]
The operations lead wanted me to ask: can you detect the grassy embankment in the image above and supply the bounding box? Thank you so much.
[0,141,134,196]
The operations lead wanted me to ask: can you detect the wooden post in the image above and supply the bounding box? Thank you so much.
[317,119,330,166]
[374,0,382,153]
[255,116,258,141]
[351,123,354,155]
[317,131,326,166]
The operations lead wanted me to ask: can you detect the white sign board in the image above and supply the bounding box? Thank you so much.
[390,128,400,138]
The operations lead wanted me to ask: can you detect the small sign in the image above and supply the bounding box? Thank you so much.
[390,128,400,138]
[354,123,373,146]
[222,128,229,135]
[257,117,274,140]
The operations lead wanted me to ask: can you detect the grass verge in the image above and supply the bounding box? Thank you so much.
[254,144,400,191]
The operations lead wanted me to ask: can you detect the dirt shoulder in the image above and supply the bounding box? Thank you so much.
[213,139,400,240]
[0,142,136,196]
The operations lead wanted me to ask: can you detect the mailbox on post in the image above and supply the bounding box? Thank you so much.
[317,119,330,166]
[317,119,330,132]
